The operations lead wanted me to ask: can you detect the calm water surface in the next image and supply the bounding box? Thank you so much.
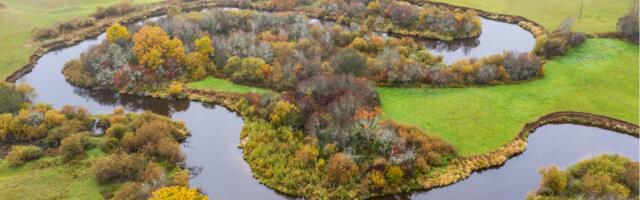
[377,124,639,200]
[19,33,292,200]
[420,18,536,63]
[16,12,634,200]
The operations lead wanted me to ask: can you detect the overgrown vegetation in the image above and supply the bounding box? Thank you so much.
[0,98,203,198]
[64,7,541,96]
[533,18,586,59]
[528,155,639,200]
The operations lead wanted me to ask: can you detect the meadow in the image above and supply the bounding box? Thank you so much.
[433,0,632,33]
[0,149,112,199]
[187,76,271,94]
[380,38,639,156]
[0,0,161,80]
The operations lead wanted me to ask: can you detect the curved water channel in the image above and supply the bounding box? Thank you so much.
[15,9,636,200]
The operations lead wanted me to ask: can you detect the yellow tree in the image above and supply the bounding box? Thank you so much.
[132,26,185,70]
[193,35,214,57]
[106,23,130,44]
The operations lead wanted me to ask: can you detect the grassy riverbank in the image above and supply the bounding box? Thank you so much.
[432,0,632,33]
[0,149,111,199]
[187,76,271,94]
[0,0,161,80]
[380,38,639,156]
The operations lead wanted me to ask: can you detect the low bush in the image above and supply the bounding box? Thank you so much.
[150,186,208,200]
[93,1,139,19]
[0,83,26,114]
[534,18,586,58]
[528,155,639,200]
[92,153,148,184]
[617,1,639,43]
[58,133,91,160]
[121,120,184,164]
[112,182,148,200]
[326,153,359,185]
[5,145,44,167]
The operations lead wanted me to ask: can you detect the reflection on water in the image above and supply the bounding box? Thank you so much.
[376,124,639,200]
[420,18,536,63]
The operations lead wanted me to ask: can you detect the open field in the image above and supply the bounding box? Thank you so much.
[380,38,639,156]
[0,149,113,199]
[187,76,272,94]
[0,0,161,80]
[432,0,632,33]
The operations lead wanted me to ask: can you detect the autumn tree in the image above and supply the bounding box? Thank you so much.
[326,153,359,185]
[106,23,130,44]
[132,26,185,70]
[332,48,367,77]
[186,35,214,80]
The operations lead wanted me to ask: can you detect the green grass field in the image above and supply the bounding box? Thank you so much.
[380,38,639,156]
[0,149,114,199]
[0,0,161,80]
[187,76,272,94]
[433,0,632,33]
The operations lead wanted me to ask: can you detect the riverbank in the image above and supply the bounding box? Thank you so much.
[0,0,164,80]
[380,38,639,155]
[423,0,632,33]
[3,1,638,199]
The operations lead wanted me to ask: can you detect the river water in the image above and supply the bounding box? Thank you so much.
[15,10,636,200]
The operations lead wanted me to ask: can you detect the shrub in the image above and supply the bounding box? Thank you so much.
[503,52,542,81]
[529,155,639,199]
[385,165,404,185]
[167,81,185,96]
[534,18,586,58]
[140,161,165,184]
[106,23,130,44]
[105,123,129,139]
[386,1,418,28]
[113,182,148,200]
[366,170,386,189]
[32,27,59,40]
[58,133,91,160]
[0,83,24,114]
[150,186,208,200]
[269,100,301,127]
[62,59,95,88]
[5,145,44,166]
[172,169,189,187]
[326,153,359,185]
[332,48,367,77]
[92,153,147,183]
[617,1,639,43]
[121,120,184,163]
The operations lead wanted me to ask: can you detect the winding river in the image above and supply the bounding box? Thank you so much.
[15,10,636,200]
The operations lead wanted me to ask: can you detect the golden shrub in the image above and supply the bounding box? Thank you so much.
[150,186,208,200]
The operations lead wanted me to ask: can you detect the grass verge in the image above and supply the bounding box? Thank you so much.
[379,38,639,156]
[431,0,632,33]
[187,76,272,94]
